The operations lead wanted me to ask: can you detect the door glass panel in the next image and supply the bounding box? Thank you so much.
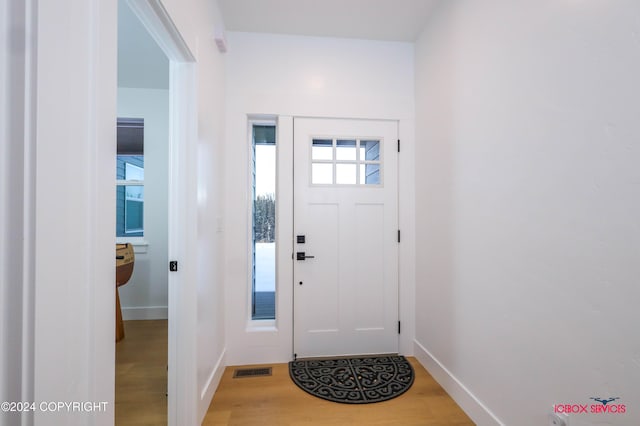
[310,137,382,186]
[336,163,357,185]
[336,140,357,161]
[312,139,333,161]
[360,140,380,161]
[312,163,333,184]
[361,163,380,185]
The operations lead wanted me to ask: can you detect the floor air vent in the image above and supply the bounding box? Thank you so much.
[233,367,272,378]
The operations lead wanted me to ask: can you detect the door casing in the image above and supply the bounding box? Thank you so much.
[123,1,197,424]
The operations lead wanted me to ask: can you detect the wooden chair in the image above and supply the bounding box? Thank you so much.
[116,243,135,342]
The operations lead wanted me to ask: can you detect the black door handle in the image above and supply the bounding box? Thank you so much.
[296,252,315,261]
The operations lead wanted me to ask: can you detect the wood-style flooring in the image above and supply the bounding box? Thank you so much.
[203,358,474,426]
[115,319,167,425]
[116,320,474,425]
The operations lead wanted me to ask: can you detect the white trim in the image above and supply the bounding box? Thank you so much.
[245,322,277,332]
[246,119,256,327]
[413,339,504,425]
[167,59,198,426]
[278,116,295,360]
[116,180,144,186]
[121,306,168,320]
[125,0,194,62]
[397,118,415,356]
[115,238,149,254]
[0,0,38,420]
[22,0,38,418]
[198,348,226,424]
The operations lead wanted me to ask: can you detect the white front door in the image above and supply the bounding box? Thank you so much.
[293,117,399,359]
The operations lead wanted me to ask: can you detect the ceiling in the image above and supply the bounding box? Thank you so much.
[217,0,440,42]
[117,0,438,89]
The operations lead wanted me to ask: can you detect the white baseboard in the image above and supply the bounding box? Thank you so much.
[413,339,503,426]
[121,306,168,320]
[198,348,226,424]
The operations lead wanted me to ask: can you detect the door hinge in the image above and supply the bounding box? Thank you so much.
[397,139,400,152]
[169,261,178,272]
[397,230,401,243]
[398,321,401,334]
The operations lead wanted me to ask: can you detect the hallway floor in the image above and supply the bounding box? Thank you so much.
[115,320,474,425]
[115,319,167,425]
[203,357,474,425]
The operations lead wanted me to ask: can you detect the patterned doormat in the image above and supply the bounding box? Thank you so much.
[289,355,414,404]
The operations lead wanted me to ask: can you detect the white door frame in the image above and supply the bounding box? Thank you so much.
[124,1,197,424]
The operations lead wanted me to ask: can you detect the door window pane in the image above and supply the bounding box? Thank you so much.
[310,137,382,186]
[362,163,380,185]
[336,139,357,161]
[336,163,357,185]
[361,140,380,161]
[312,139,333,160]
[312,163,333,184]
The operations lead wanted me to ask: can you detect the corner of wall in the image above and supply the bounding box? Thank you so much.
[198,347,226,423]
[413,340,503,425]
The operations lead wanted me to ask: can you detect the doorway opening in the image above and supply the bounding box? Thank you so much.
[115,1,170,423]
[116,0,197,423]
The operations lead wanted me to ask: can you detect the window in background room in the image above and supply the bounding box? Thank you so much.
[116,118,144,237]
[251,123,276,320]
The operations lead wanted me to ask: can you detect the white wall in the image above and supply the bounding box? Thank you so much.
[117,87,170,320]
[224,31,416,365]
[414,1,640,425]
[159,0,228,422]
[0,0,226,424]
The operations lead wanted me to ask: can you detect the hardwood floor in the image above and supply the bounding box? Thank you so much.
[203,358,474,426]
[115,320,473,425]
[115,319,167,426]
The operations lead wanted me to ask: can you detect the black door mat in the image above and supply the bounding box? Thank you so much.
[289,355,414,404]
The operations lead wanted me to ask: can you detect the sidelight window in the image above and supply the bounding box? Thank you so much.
[251,123,276,320]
